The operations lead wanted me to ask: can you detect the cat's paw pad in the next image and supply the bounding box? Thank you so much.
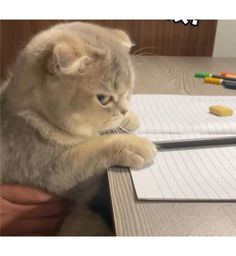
[129,137,157,169]
[114,136,157,169]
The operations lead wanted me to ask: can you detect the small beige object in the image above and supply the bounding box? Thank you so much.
[209,105,233,117]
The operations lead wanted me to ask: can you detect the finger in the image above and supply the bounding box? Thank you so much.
[1,215,65,236]
[1,197,71,220]
[0,184,64,204]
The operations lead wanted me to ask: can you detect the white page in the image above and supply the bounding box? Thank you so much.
[130,95,236,134]
[130,95,236,200]
[131,133,236,200]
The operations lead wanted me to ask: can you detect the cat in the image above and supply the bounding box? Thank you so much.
[0,22,157,235]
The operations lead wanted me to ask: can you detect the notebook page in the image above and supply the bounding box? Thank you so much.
[130,95,236,134]
[129,95,236,200]
[131,134,236,200]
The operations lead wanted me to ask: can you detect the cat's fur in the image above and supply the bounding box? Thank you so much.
[0,22,156,235]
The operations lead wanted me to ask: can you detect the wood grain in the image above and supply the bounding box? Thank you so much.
[108,56,236,236]
[0,20,217,80]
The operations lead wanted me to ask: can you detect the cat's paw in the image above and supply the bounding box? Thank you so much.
[111,135,157,169]
[119,110,140,132]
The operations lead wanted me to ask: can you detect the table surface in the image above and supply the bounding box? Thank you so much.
[107,56,236,236]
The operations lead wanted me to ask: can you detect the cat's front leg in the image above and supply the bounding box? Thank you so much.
[58,205,113,236]
[48,134,157,195]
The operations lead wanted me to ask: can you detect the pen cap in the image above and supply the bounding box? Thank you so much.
[194,72,211,78]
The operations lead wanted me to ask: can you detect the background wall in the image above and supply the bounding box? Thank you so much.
[213,20,236,57]
[0,20,217,80]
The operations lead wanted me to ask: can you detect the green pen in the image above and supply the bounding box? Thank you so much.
[195,72,236,82]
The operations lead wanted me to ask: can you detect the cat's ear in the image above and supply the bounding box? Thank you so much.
[47,43,91,75]
[110,29,135,52]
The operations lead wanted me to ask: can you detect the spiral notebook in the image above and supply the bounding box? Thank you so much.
[130,95,236,200]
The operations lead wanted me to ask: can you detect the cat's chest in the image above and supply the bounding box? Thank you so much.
[1,116,69,183]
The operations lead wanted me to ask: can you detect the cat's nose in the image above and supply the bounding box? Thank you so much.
[120,108,128,115]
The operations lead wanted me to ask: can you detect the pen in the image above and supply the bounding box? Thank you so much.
[154,136,236,151]
[223,83,236,90]
[204,77,236,89]
[195,72,236,82]
[220,72,236,79]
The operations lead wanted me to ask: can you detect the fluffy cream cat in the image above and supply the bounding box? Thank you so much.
[0,22,156,235]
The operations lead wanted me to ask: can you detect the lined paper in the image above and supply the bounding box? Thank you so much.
[131,95,236,134]
[130,95,236,200]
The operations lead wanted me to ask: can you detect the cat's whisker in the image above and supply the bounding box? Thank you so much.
[114,127,121,135]
[133,51,155,57]
[118,125,132,134]
[132,62,143,67]
[132,46,156,55]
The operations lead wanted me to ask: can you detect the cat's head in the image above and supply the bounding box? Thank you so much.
[9,22,135,137]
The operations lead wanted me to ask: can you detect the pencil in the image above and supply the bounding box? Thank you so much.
[154,136,236,151]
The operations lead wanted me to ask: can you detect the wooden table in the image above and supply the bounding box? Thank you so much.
[108,56,236,236]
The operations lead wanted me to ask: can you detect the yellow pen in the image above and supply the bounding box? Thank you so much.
[204,77,236,89]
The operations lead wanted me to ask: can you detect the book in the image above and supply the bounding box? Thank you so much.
[130,95,236,200]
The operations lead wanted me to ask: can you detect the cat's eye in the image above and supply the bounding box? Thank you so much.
[96,94,112,106]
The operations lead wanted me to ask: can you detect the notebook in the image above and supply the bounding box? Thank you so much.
[129,95,236,200]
